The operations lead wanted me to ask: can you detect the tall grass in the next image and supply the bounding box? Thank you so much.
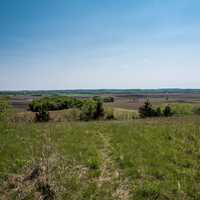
[160,103,197,116]
[1,116,200,199]
[113,108,139,120]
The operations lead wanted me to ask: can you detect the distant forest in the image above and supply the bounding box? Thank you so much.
[1,89,200,96]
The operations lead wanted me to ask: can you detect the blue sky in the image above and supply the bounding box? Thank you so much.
[0,0,200,90]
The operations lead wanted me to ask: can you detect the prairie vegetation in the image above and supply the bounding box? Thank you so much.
[1,115,200,199]
[1,93,200,199]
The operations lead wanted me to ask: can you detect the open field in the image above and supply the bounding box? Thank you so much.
[1,117,200,199]
[5,89,200,111]
[104,93,200,110]
[1,91,200,199]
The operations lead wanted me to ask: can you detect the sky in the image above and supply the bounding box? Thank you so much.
[0,0,200,90]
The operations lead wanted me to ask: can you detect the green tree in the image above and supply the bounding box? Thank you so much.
[93,97,104,119]
[35,104,49,122]
[80,100,97,121]
[139,100,155,118]
[163,105,173,117]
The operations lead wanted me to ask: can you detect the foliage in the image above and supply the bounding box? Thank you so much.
[35,105,50,122]
[29,96,83,112]
[80,99,103,121]
[92,96,104,119]
[0,101,9,114]
[139,101,174,118]
[163,105,173,117]
[104,108,114,120]
[30,96,105,121]
[139,100,157,118]
[193,106,200,115]
[87,157,100,170]
[2,88,200,97]
[0,100,11,121]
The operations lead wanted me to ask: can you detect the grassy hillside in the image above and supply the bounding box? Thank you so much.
[1,117,200,199]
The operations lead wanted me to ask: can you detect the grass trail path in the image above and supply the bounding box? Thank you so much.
[97,131,131,200]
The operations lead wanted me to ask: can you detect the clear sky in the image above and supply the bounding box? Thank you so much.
[0,0,200,90]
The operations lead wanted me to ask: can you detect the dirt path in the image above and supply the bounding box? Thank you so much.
[97,131,131,200]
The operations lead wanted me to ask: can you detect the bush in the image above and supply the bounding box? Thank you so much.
[139,100,156,118]
[0,100,11,121]
[163,105,173,117]
[92,97,104,119]
[80,98,104,121]
[139,101,173,118]
[80,100,98,121]
[35,105,50,122]
[192,106,200,115]
[104,108,114,120]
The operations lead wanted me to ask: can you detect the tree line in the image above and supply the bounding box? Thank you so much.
[139,100,173,118]
[29,96,105,122]
[29,96,175,122]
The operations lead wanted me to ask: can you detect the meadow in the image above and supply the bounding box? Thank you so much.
[1,93,200,200]
[1,116,200,199]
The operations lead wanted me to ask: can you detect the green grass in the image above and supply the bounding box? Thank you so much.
[160,103,196,116]
[113,108,139,120]
[1,117,200,199]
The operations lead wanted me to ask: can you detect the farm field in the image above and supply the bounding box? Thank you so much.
[6,90,200,112]
[1,116,200,199]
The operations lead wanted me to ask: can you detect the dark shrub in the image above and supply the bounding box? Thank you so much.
[139,100,155,118]
[35,105,49,122]
[193,107,200,115]
[0,101,9,113]
[93,97,104,119]
[139,101,174,118]
[163,105,173,117]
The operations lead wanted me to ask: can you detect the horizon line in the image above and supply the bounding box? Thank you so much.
[1,88,200,92]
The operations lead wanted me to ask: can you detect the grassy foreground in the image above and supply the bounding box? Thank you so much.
[1,117,200,199]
